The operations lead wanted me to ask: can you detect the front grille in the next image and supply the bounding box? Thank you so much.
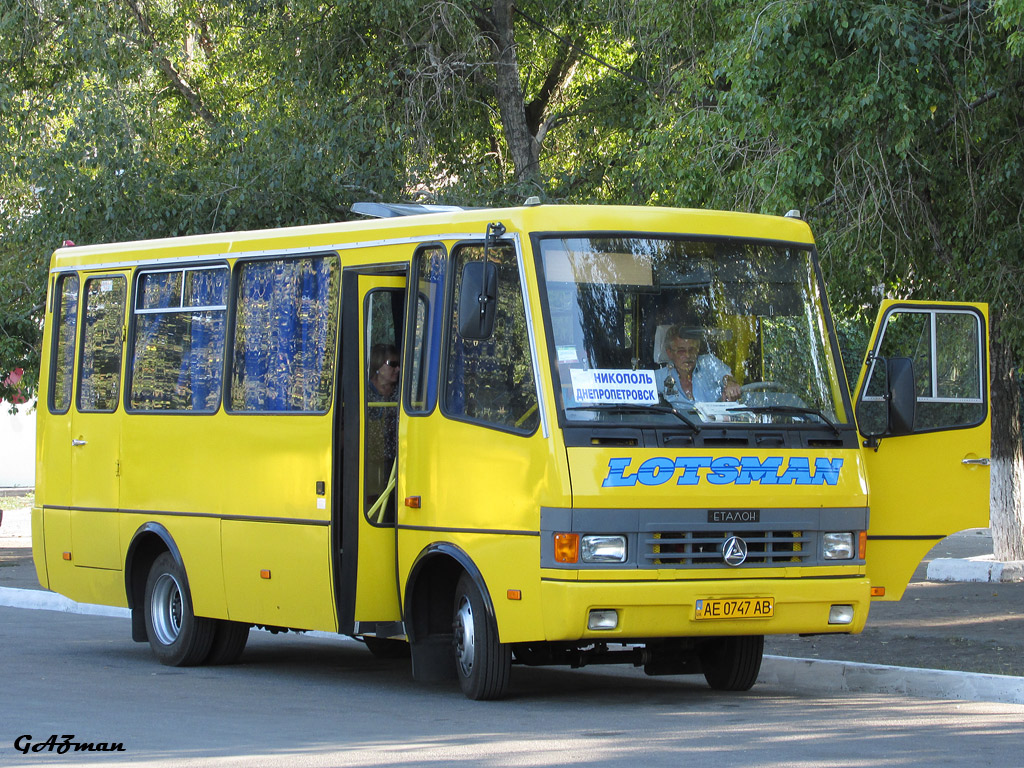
[644,530,812,567]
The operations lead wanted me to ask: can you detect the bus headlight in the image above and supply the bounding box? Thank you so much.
[581,535,627,564]
[823,532,855,560]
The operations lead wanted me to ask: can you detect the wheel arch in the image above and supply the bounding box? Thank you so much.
[404,542,497,642]
[402,542,499,683]
[124,522,186,642]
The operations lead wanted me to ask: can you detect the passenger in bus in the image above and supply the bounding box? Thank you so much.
[368,343,400,403]
[366,343,400,515]
[656,324,741,407]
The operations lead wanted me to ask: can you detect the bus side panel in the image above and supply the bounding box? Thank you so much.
[43,508,127,607]
[121,514,227,620]
[222,520,336,631]
[70,509,121,570]
[118,413,334,627]
[400,418,565,645]
[31,507,48,589]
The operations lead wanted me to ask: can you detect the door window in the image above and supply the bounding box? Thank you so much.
[78,276,127,412]
[364,287,404,523]
[858,307,985,434]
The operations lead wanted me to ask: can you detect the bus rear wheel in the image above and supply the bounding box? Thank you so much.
[700,635,764,691]
[452,573,511,700]
[205,620,250,665]
[143,552,215,667]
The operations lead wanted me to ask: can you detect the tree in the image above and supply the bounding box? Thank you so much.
[1,0,646,399]
[0,0,415,406]
[616,0,1024,559]
[2,0,1021,559]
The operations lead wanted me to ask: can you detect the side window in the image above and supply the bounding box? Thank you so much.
[78,276,127,412]
[229,255,339,412]
[406,245,446,414]
[444,242,540,433]
[50,273,79,414]
[859,307,985,434]
[129,266,228,411]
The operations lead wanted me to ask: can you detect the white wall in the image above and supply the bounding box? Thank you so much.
[0,400,36,488]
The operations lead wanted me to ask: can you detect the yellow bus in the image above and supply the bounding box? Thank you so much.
[32,202,990,699]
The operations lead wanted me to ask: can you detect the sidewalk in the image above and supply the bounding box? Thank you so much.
[2,497,1022,704]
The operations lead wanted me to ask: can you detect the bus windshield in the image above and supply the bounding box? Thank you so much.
[538,235,849,428]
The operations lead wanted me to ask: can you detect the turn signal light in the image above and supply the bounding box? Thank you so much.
[871,586,885,597]
[554,532,579,563]
[859,531,867,560]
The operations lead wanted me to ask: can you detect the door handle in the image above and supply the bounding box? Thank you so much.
[961,457,990,466]
[72,439,88,447]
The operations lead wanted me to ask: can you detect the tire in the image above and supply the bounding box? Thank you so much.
[452,572,511,700]
[701,635,764,691]
[363,637,411,659]
[205,620,250,665]
[143,552,215,667]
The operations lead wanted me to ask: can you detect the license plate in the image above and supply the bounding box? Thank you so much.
[694,597,774,620]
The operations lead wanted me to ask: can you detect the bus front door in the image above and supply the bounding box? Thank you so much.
[856,301,991,600]
[340,272,407,637]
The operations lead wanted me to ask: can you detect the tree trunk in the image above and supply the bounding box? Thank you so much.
[485,0,542,189]
[989,310,1024,561]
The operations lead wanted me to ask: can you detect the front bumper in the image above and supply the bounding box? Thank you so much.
[538,574,870,641]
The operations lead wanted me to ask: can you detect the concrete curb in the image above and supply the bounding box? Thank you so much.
[759,655,1024,706]
[0,586,348,641]
[3,586,1022,706]
[0,585,130,618]
[927,556,1024,583]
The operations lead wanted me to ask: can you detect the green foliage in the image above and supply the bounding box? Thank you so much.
[3,0,1023,407]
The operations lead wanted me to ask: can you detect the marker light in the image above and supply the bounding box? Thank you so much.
[823,532,855,560]
[588,609,619,630]
[581,535,627,564]
[828,604,855,625]
[554,533,579,563]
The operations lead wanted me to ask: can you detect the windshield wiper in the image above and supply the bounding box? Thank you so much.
[729,405,841,436]
[567,404,702,433]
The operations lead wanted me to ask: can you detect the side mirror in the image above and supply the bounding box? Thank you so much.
[886,356,916,436]
[458,261,497,340]
[856,355,916,440]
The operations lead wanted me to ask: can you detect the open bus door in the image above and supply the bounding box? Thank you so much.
[339,271,407,638]
[855,301,990,600]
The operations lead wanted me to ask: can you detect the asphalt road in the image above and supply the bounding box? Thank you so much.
[1,605,1023,767]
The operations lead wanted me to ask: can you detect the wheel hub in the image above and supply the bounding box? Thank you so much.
[150,572,183,646]
[454,595,476,676]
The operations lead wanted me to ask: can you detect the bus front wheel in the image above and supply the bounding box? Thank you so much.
[700,635,764,691]
[143,552,215,666]
[452,573,511,700]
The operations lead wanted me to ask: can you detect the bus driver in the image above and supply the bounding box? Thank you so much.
[656,324,741,407]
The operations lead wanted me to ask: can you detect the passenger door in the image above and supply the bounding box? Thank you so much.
[340,272,407,635]
[855,301,990,600]
[70,272,130,570]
